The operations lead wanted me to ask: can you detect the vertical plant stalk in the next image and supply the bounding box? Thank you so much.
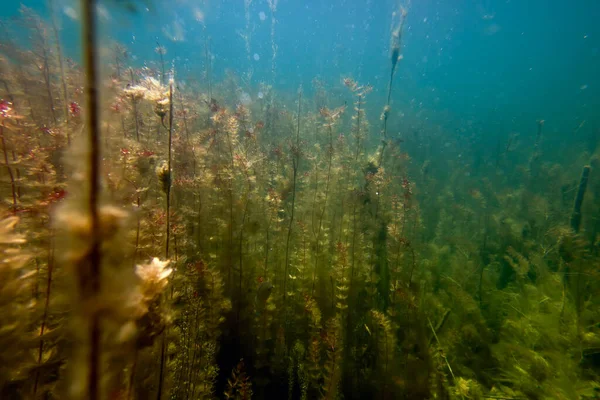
[114,45,121,78]
[571,165,591,318]
[49,0,70,136]
[406,244,416,289]
[533,119,544,156]
[11,150,22,200]
[347,90,365,303]
[32,230,55,396]
[130,68,140,141]
[379,9,407,166]
[338,89,366,248]
[127,350,138,400]
[204,34,212,102]
[528,119,545,181]
[243,0,253,82]
[0,78,14,104]
[570,165,591,233]
[179,90,190,141]
[132,194,141,267]
[354,94,362,162]
[225,118,236,293]
[237,176,251,321]
[0,124,17,211]
[157,82,174,400]
[81,0,102,398]
[311,116,334,295]
[157,41,166,86]
[268,0,278,83]
[264,211,272,277]
[41,43,58,125]
[283,89,301,304]
[29,12,58,125]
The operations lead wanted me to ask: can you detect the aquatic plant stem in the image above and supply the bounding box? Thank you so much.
[570,165,590,233]
[158,40,166,86]
[179,89,190,141]
[354,95,363,161]
[34,20,57,125]
[534,119,544,152]
[132,195,141,267]
[0,124,17,211]
[312,120,334,295]
[268,0,278,83]
[127,350,138,400]
[428,318,458,385]
[32,230,55,396]
[204,34,212,101]
[49,0,69,134]
[225,130,235,295]
[379,9,407,166]
[166,83,174,259]
[130,68,140,141]
[243,0,253,82]
[236,171,252,322]
[283,89,301,304]
[81,0,102,398]
[156,82,174,400]
[347,91,365,302]
[264,201,273,277]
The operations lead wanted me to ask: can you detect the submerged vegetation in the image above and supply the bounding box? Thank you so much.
[0,1,600,399]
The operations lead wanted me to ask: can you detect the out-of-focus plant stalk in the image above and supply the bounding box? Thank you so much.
[81,0,102,398]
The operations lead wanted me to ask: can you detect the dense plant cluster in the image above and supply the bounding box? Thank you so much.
[0,4,599,400]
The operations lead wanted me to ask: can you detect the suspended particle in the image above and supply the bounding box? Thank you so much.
[253,53,260,61]
[239,92,252,106]
[64,6,78,20]
[259,11,266,21]
[257,91,264,99]
[194,8,205,23]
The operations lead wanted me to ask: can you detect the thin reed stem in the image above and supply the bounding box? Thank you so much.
[0,124,17,211]
[312,121,334,295]
[283,89,301,303]
[157,82,174,400]
[49,0,69,136]
[130,68,140,141]
[33,229,55,397]
[81,0,102,398]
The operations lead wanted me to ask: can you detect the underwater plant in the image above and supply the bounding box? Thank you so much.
[0,1,598,400]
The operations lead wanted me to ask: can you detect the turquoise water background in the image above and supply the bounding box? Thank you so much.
[2,0,598,164]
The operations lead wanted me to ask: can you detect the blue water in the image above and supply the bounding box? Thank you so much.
[2,0,599,160]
